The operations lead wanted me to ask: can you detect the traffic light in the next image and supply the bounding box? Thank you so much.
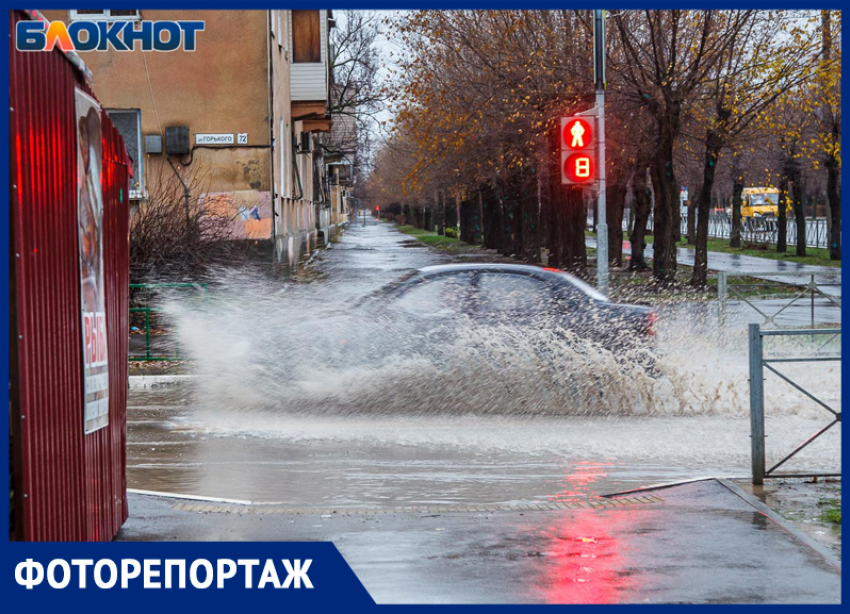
[560,115,597,186]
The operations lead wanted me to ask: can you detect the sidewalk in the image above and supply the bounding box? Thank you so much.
[585,238,841,297]
[118,479,840,604]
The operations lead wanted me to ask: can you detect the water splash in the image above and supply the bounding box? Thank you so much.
[160,269,840,426]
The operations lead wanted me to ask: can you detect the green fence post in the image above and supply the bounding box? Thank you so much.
[144,309,151,361]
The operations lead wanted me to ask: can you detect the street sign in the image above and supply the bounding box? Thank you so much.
[560,115,597,185]
[195,133,234,145]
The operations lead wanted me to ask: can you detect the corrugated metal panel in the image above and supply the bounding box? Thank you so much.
[10,10,130,541]
[291,64,329,101]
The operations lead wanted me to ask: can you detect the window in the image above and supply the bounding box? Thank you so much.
[292,10,321,63]
[395,273,476,318]
[477,273,556,315]
[107,109,144,198]
[70,10,140,21]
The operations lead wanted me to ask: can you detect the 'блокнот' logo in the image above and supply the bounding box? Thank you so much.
[16,16,204,52]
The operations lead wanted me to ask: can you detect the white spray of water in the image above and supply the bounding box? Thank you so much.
[162,270,840,424]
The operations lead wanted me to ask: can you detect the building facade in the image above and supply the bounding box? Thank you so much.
[41,9,344,271]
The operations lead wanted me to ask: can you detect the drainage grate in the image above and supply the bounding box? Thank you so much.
[171,495,664,516]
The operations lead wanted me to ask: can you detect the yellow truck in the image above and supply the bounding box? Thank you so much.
[741,187,791,218]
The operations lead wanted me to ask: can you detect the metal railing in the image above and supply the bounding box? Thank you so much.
[129,283,207,361]
[718,271,841,331]
[652,214,830,249]
[592,213,830,249]
[749,324,841,485]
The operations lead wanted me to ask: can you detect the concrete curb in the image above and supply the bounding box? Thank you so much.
[127,488,252,505]
[126,490,665,516]
[129,375,194,388]
[165,494,666,516]
[717,478,842,572]
[601,476,745,497]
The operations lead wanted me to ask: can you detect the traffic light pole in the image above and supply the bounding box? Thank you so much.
[594,9,608,296]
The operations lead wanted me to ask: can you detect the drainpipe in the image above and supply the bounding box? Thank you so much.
[266,11,277,245]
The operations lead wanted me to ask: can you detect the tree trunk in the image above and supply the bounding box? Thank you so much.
[792,174,806,257]
[826,151,841,260]
[650,136,678,282]
[730,179,743,248]
[607,183,626,267]
[592,197,598,233]
[673,195,682,243]
[556,186,588,272]
[521,174,541,262]
[629,165,651,271]
[437,191,445,235]
[478,188,485,245]
[686,197,696,245]
[777,175,788,253]
[692,133,722,286]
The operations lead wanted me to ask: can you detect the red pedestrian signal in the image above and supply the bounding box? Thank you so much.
[562,118,593,150]
[560,114,597,185]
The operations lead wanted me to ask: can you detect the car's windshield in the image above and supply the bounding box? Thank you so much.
[554,272,608,301]
[751,193,779,207]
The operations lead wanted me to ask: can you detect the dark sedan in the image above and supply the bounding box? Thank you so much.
[361,264,657,350]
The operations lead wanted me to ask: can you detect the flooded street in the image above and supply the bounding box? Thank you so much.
[127,219,840,506]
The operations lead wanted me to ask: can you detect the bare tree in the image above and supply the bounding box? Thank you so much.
[130,164,247,283]
[609,10,749,283]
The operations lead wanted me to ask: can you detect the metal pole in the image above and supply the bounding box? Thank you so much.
[810,274,815,331]
[749,323,766,485]
[718,271,728,333]
[594,10,608,296]
[144,309,152,361]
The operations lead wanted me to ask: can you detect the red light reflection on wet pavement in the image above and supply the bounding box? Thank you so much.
[536,509,639,604]
[532,460,645,603]
[549,460,618,501]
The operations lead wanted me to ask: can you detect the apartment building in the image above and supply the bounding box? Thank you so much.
[41,9,342,270]
[324,91,358,229]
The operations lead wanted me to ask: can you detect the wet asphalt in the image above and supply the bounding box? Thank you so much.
[119,480,840,604]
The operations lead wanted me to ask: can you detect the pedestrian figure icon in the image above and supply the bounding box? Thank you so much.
[571,122,586,148]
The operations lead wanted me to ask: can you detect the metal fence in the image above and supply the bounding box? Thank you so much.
[748,325,841,485]
[717,271,841,331]
[645,214,830,249]
[10,10,130,541]
[129,283,207,361]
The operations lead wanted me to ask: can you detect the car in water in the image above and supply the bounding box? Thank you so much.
[360,264,657,351]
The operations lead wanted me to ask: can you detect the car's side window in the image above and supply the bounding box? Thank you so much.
[394,272,476,317]
[476,272,557,314]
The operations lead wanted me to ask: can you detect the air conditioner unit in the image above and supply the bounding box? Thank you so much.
[297,131,311,154]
